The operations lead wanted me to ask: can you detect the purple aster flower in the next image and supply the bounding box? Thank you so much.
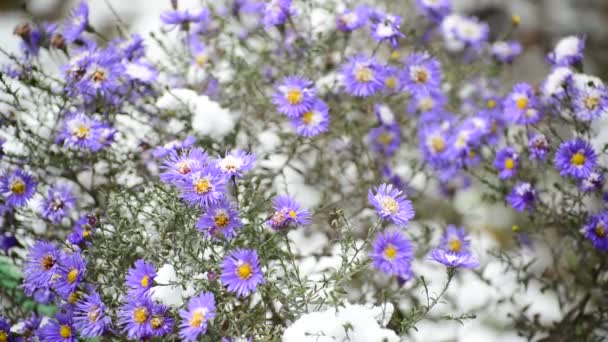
[440,15,488,52]
[580,171,604,193]
[218,150,256,178]
[220,249,265,297]
[541,67,573,103]
[273,76,317,118]
[63,1,89,43]
[336,6,369,32]
[370,230,414,278]
[38,313,77,342]
[583,212,608,251]
[445,123,481,165]
[148,304,174,338]
[491,40,523,63]
[196,199,242,239]
[370,12,405,48]
[409,91,447,116]
[382,65,404,93]
[341,55,386,97]
[554,139,596,179]
[40,185,76,224]
[23,241,61,295]
[0,233,19,255]
[266,194,311,230]
[263,0,296,27]
[568,73,608,121]
[494,147,519,179]
[527,133,550,161]
[159,148,208,185]
[419,123,450,167]
[547,35,585,67]
[54,252,86,299]
[68,215,96,246]
[179,292,216,341]
[118,297,154,340]
[14,313,41,341]
[0,317,11,342]
[79,50,125,104]
[368,183,415,226]
[125,259,156,297]
[428,249,479,268]
[57,113,103,151]
[415,0,451,23]
[507,182,537,213]
[74,290,112,337]
[438,225,472,253]
[160,8,210,31]
[178,163,228,207]
[290,99,330,137]
[403,52,442,95]
[368,123,401,157]
[503,83,543,124]
[1,169,37,207]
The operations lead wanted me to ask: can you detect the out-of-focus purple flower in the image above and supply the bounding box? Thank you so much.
[368,123,402,157]
[491,40,522,63]
[220,249,265,297]
[554,139,596,180]
[68,214,96,246]
[196,199,242,239]
[0,233,18,255]
[579,171,604,193]
[370,12,405,48]
[429,225,478,268]
[503,83,543,124]
[273,76,317,118]
[415,0,451,23]
[370,230,414,278]
[63,1,89,43]
[369,183,415,226]
[341,55,386,97]
[408,90,447,116]
[336,6,369,32]
[179,292,216,341]
[14,313,41,341]
[290,99,330,137]
[56,112,105,151]
[541,67,573,104]
[568,73,608,121]
[494,147,519,179]
[160,8,210,31]
[263,0,296,27]
[583,212,608,251]
[403,51,442,95]
[41,185,76,224]
[546,35,585,67]
[440,14,489,52]
[217,150,256,178]
[527,133,550,161]
[267,194,311,230]
[429,249,479,268]
[125,259,156,297]
[153,136,197,159]
[74,290,112,338]
[1,169,37,208]
[507,182,537,213]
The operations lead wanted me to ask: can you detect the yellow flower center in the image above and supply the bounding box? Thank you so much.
[75,124,91,139]
[213,212,230,228]
[196,54,208,67]
[189,310,205,328]
[468,150,476,159]
[487,99,496,109]
[150,316,164,329]
[67,268,78,283]
[286,89,303,105]
[516,97,528,110]
[378,132,393,146]
[419,97,434,112]
[415,69,428,83]
[194,179,211,194]
[10,179,25,195]
[288,210,297,219]
[133,306,148,324]
[0,331,7,342]
[41,255,55,270]
[141,275,150,288]
[384,244,397,260]
[92,69,106,82]
[449,239,461,252]
[390,50,401,61]
[237,263,253,280]
[585,96,599,110]
[68,291,80,304]
[88,306,100,322]
[431,136,446,153]
[83,229,92,238]
[512,14,521,26]
[59,325,72,338]
[571,152,585,166]
[385,76,397,89]
[355,65,373,83]
[302,111,314,124]
[596,223,606,237]
[380,196,399,215]
[504,158,515,170]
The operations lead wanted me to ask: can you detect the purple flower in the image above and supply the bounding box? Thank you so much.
[415,0,451,23]
[370,230,414,278]
[38,313,76,342]
[196,199,242,239]
[494,147,519,179]
[547,35,585,67]
[579,171,604,193]
[160,8,210,31]
[263,0,295,27]
[160,148,208,186]
[218,150,256,178]
[57,113,103,151]
[403,52,442,95]
[54,252,86,299]
[178,163,228,207]
[0,317,12,342]
[179,292,216,341]
[370,12,405,48]
[409,90,446,115]
[440,15,489,52]
[368,183,415,226]
[1,169,37,207]
[341,55,385,97]
[503,83,543,124]
[491,41,522,63]
[290,99,330,137]
[14,313,41,340]
[74,290,112,337]
[273,76,317,118]
[63,1,89,43]
[507,182,537,213]
[41,185,76,224]
[541,67,573,103]
[153,136,196,158]
[125,259,156,297]
[428,249,479,268]
[554,139,596,180]
[568,73,608,121]
[438,225,472,253]
[368,123,401,157]
[0,233,18,255]
[68,215,96,246]
[118,297,154,340]
[382,65,404,93]
[527,133,550,161]
[221,249,265,297]
[336,6,369,32]
[419,123,450,167]
[583,212,608,251]
[267,195,311,230]
[23,241,61,295]
[148,304,174,337]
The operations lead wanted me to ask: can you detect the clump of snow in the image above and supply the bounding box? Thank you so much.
[150,263,186,307]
